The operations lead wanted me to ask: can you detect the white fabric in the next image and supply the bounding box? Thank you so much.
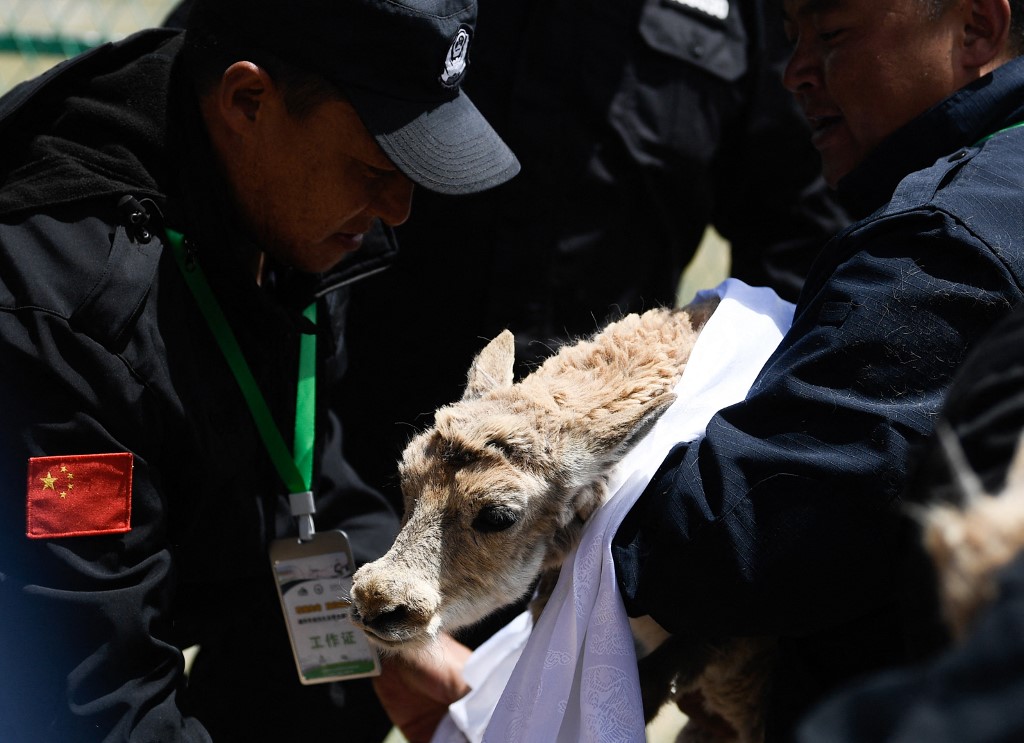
[431,279,795,743]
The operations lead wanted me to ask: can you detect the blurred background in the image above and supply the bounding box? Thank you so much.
[0,0,176,92]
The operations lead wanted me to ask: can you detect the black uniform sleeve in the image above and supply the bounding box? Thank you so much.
[907,302,1024,501]
[0,315,213,741]
[314,408,400,567]
[611,210,1022,639]
[314,281,400,567]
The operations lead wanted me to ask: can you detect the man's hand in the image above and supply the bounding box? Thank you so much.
[372,633,472,743]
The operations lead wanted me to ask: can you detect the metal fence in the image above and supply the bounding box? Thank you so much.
[0,0,178,93]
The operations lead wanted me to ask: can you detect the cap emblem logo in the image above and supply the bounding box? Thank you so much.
[666,0,729,21]
[440,26,471,88]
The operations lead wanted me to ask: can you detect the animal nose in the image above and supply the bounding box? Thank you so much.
[354,604,416,634]
[350,568,439,644]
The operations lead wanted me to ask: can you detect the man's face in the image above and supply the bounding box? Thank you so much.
[783,0,970,187]
[234,95,414,274]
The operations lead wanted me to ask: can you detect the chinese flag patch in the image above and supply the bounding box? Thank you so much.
[26,452,133,539]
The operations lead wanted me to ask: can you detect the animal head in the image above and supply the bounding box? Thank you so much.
[351,306,706,653]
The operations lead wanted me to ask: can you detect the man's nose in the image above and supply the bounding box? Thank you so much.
[782,36,820,94]
[374,172,415,227]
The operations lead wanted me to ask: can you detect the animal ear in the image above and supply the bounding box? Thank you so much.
[681,295,720,332]
[584,391,677,463]
[1004,430,1024,494]
[555,392,676,532]
[463,330,515,400]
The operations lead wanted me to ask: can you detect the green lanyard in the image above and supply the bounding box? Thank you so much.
[166,229,317,498]
[974,120,1024,146]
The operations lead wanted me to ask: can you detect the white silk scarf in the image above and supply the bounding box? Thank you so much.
[432,279,795,743]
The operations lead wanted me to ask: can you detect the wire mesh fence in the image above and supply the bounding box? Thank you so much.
[0,0,178,93]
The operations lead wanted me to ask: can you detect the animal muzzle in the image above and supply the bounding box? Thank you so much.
[350,561,442,652]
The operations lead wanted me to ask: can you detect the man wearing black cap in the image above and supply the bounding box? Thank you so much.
[0,0,515,741]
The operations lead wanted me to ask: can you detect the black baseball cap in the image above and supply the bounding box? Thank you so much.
[186,0,519,195]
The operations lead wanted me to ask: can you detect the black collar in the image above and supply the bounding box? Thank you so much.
[837,55,1024,219]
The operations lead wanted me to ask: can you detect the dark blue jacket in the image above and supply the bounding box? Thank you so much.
[612,56,1024,735]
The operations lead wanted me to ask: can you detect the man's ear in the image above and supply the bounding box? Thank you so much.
[962,0,1013,71]
[213,61,276,134]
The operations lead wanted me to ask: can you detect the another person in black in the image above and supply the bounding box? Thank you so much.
[337,0,850,553]
[796,301,1024,743]
[0,0,517,740]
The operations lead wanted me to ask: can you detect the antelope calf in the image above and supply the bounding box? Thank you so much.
[351,298,775,741]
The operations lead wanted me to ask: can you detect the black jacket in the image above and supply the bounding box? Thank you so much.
[612,56,1024,737]
[0,31,399,742]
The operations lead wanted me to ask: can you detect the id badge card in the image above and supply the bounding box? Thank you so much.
[269,530,381,684]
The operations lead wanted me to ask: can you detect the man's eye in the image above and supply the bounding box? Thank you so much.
[782,21,796,46]
[818,28,843,43]
[361,163,393,179]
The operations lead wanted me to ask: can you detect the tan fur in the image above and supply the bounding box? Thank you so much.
[922,431,1024,640]
[351,297,772,741]
[674,637,776,743]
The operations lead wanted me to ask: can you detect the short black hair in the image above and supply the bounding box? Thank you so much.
[181,1,344,118]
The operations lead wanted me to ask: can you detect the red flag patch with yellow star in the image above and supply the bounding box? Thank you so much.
[26,453,133,539]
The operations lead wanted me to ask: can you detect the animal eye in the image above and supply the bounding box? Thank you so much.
[472,504,520,533]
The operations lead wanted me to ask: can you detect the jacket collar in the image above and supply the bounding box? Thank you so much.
[837,55,1024,219]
